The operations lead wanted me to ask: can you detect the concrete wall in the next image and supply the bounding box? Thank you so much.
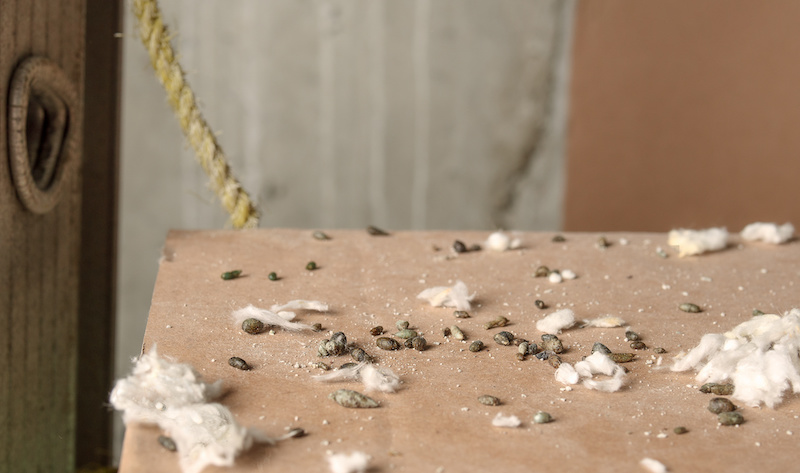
[116,0,574,460]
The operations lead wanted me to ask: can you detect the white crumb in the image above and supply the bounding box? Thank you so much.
[561,269,577,280]
[492,413,521,428]
[640,457,667,473]
[327,451,371,473]
[485,231,521,251]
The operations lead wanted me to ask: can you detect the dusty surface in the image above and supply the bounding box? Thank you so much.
[118,229,800,473]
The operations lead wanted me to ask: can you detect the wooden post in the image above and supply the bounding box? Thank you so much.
[0,0,119,470]
[78,0,121,467]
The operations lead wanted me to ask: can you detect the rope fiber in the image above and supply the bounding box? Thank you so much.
[132,0,259,229]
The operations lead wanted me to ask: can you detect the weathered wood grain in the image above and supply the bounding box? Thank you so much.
[0,0,87,471]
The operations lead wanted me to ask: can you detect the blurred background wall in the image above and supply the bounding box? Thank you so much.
[117,0,575,458]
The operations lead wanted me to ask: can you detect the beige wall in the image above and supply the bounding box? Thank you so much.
[565,1,800,232]
[116,0,574,460]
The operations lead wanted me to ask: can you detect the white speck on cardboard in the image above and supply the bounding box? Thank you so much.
[492,413,521,428]
[327,451,371,473]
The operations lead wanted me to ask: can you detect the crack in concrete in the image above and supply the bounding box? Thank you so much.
[492,0,575,230]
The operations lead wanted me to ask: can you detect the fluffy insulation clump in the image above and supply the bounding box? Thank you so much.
[109,346,223,424]
[485,231,521,251]
[232,300,328,331]
[327,451,371,473]
[536,309,576,334]
[740,222,794,244]
[672,309,800,408]
[667,227,728,257]
[110,346,269,473]
[417,280,475,311]
[555,352,626,392]
[313,362,401,393]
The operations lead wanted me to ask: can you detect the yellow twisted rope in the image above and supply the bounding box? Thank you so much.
[132,0,259,229]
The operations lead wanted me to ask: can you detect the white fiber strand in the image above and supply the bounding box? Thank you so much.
[668,227,728,257]
[583,367,626,392]
[270,300,329,313]
[327,451,371,473]
[312,362,401,393]
[536,309,575,334]
[312,362,366,383]
[740,222,794,244]
[359,364,401,393]
[492,413,521,428]
[232,305,314,331]
[417,280,475,311]
[582,316,626,328]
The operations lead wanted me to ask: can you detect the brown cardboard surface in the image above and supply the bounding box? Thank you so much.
[119,229,800,473]
[565,1,800,231]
